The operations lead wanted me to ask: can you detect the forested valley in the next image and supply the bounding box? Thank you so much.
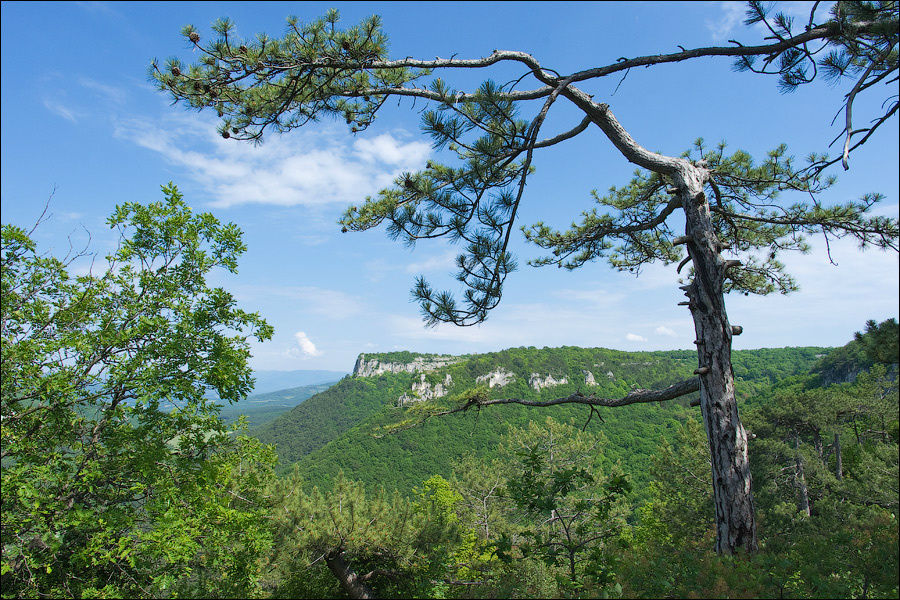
[2,197,897,598]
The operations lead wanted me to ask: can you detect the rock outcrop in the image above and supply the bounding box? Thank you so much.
[398,373,453,407]
[476,368,516,388]
[411,373,452,400]
[529,373,568,391]
[582,369,597,386]
[353,353,461,377]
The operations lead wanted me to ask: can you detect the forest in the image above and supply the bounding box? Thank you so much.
[1,198,897,597]
[2,1,899,598]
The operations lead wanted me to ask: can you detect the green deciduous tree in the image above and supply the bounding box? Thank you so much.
[499,418,630,594]
[1,184,275,598]
[155,2,899,553]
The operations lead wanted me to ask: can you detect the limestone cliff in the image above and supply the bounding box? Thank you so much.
[476,368,516,388]
[529,373,568,391]
[397,373,453,407]
[352,353,462,377]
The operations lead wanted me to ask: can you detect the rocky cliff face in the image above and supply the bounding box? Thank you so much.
[529,373,568,391]
[397,373,454,407]
[476,368,516,388]
[353,353,462,377]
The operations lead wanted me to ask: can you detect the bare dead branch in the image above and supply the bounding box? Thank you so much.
[424,377,700,421]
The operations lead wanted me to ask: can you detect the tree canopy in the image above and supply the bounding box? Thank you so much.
[1,184,275,597]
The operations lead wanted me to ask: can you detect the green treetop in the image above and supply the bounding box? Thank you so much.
[1,184,275,597]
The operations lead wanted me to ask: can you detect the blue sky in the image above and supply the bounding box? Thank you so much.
[2,1,898,372]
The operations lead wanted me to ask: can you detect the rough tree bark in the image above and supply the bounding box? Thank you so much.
[326,550,376,600]
[834,432,844,480]
[793,430,812,517]
[674,161,759,553]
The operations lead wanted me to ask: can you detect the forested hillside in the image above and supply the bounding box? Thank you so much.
[254,345,825,493]
[3,197,896,597]
[218,381,339,429]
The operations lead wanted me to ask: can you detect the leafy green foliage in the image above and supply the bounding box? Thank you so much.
[256,345,824,496]
[501,419,630,593]
[265,470,459,598]
[854,317,900,365]
[1,184,275,598]
[616,318,899,599]
[218,381,338,429]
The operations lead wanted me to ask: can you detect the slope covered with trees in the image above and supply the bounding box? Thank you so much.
[218,381,339,429]
[254,320,897,599]
[255,345,826,494]
[2,189,894,598]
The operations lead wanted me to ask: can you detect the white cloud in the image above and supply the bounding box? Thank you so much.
[705,1,746,41]
[354,133,430,167]
[727,236,899,346]
[406,251,458,274]
[655,325,677,337]
[78,77,126,104]
[291,331,322,357]
[706,1,830,41]
[626,333,647,342]
[43,99,80,123]
[114,112,431,208]
[234,284,364,320]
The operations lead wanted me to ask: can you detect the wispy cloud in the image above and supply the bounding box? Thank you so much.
[234,284,365,320]
[626,333,647,342]
[705,1,747,41]
[78,77,127,104]
[705,1,829,42]
[552,287,627,308]
[289,331,322,357]
[405,250,458,274]
[655,325,677,337]
[728,235,898,348]
[387,315,492,344]
[114,113,430,208]
[43,99,80,123]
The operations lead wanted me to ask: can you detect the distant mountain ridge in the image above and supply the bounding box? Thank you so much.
[219,381,340,429]
[253,345,827,494]
[250,369,347,395]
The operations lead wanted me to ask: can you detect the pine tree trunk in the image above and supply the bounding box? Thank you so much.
[326,550,377,599]
[834,432,843,480]
[793,430,811,516]
[676,164,759,554]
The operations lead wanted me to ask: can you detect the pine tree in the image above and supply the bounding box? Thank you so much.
[153,3,899,553]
